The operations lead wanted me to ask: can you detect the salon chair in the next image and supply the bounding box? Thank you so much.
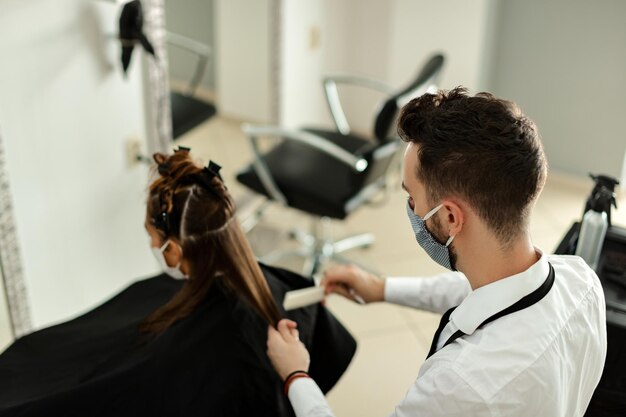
[236,54,445,277]
[167,32,217,139]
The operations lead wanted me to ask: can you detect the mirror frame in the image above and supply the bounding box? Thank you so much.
[0,129,32,338]
[142,0,173,154]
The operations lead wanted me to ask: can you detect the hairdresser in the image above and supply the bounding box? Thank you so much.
[267,87,606,417]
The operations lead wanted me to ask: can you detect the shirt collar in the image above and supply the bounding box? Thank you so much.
[450,249,549,335]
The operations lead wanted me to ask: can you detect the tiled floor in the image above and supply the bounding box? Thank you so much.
[176,115,625,416]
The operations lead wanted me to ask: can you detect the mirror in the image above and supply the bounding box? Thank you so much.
[164,0,217,140]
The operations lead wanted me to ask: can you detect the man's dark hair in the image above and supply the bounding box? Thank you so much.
[398,86,547,246]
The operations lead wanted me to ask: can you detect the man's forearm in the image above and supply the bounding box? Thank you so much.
[384,272,471,313]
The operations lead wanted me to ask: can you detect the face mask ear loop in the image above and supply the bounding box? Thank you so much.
[160,239,184,265]
[423,204,443,221]
[424,204,455,247]
[159,240,171,253]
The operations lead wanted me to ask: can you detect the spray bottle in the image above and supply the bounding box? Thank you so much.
[575,186,616,271]
[584,174,620,226]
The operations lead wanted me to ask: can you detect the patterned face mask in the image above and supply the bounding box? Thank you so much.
[406,201,456,271]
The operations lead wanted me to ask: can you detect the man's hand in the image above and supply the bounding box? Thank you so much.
[321,264,385,304]
[267,319,310,380]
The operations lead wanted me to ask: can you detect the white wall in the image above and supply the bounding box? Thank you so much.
[215,0,273,122]
[489,0,626,182]
[280,1,327,128]
[388,0,494,92]
[0,0,159,328]
[280,0,495,133]
[320,0,393,134]
[280,0,395,131]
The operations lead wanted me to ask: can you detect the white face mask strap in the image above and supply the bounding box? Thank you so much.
[424,205,456,247]
[159,239,183,257]
[159,240,170,253]
[423,204,443,221]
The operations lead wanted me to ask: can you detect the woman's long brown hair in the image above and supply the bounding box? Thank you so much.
[140,150,281,334]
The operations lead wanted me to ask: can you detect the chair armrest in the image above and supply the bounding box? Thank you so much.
[241,124,369,204]
[243,124,369,172]
[165,32,212,96]
[166,32,211,57]
[323,74,395,135]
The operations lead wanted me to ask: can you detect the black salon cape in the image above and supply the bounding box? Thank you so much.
[0,264,356,417]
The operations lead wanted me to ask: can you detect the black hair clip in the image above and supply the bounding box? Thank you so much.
[157,147,190,176]
[154,192,171,234]
[157,162,170,176]
[187,160,224,199]
[204,161,222,181]
[158,210,170,234]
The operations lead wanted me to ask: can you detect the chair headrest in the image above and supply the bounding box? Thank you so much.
[395,54,445,98]
[373,53,445,141]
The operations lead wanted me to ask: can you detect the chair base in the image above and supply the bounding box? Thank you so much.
[260,217,377,278]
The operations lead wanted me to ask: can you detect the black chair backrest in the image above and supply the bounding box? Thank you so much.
[356,139,402,190]
[372,54,445,142]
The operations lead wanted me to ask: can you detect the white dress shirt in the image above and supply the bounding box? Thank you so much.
[287,252,607,417]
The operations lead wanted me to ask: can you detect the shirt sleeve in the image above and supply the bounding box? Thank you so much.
[390,364,493,417]
[384,272,471,314]
[286,361,492,417]
[288,377,336,417]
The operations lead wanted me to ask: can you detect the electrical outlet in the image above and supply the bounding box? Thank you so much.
[125,137,142,168]
[309,26,321,51]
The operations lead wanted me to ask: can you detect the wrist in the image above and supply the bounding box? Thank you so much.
[283,370,311,395]
[375,276,386,302]
[280,365,309,381]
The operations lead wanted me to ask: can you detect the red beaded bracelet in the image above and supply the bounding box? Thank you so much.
[283,370,311,395]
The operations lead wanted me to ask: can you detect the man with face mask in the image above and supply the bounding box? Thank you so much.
[266,87,607,417]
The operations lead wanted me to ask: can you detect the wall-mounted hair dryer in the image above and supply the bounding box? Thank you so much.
[118,0,155,74]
